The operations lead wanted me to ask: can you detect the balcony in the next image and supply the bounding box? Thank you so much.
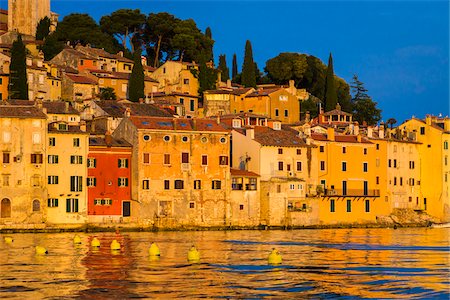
[324,189,380,197]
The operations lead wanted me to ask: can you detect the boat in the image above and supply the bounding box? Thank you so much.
[430,223,450,228]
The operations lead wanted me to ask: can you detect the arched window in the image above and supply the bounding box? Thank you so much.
[32,199,40,212]
[1,198,11,218]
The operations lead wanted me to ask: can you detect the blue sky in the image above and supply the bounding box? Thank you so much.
[5,0,449,122]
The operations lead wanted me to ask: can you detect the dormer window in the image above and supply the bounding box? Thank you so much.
[232,119,241,128]
[58,123,68,131]
[272,122,281,130]
[279,95,288,101]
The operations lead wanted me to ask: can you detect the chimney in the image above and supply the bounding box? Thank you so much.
[226,79,231,88]
[80,120,86,132]
[379,122,385,138]
[124,107,131,118]
[246,128,255,139]
[353,122,359,135]
[288,80,295,94]
[117,51,124,57]
[216,115,221,125]
[367,126,373,138]
[173,118,177,130]
[139,98,144,104]
[105,131,112,145]
[425,114,432,125]
[91,121,96,133]
[357,134,362,142]
[65,101,69,113]
[305,111,310,122]
[327,127,335,141]
[192,118,197,130]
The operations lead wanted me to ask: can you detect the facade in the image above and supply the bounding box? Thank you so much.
[151,61,199,96]
[87,135,132,223]
[203,87,254,117]
[151,92,200,118]
[61,73,98,101]
[8,0,50,36]
[113,116,232,227]
[0,105,47,224]
[26,55,48,101]
[50,48,98,73]
[230,169,260,226]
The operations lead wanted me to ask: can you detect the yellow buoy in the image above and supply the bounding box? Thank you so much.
[35,246,48,255]
[110,239,121,250]
[73,235,82,244]
[268,248,282,265]
[91,237,100,248]
[4,236,13,243]
[148,242,160,256]
[187,245,200,262]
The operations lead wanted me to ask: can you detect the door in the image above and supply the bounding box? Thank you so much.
[122,201,131,217]
[1,198,11,218]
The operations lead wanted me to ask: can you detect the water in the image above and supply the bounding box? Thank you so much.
[1,228,449,299]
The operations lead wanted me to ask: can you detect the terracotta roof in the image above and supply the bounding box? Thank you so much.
[130,116,229,132]
[323,109,352,116]
[48,123,86,133]
[76,46,133,63]
[204,87,253,96]
[230,168,260,177]
[251,126,309,147]
[144,65,156,72]
[43,101,79,115]
[6,99,34,106]
[247,88,281,97]
[0,105,47,118]
[311,132,372,144]
[65,74,97,85]
[89,136,132,148]
[60,48,97,60]
[122,102,173,117]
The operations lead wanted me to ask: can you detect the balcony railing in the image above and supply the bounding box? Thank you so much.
[324,189,380,197]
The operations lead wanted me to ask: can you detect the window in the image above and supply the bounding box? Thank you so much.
[346,199,352,212]
[164,154,171,165]
[183,78,189,84]
[219,156,228,166]
[278,148,283,154]
[142,179,150,190]
[320,161,325,171]
[194,180,201,190]
[409,178,415,186]
[118,158,129,168]
[296,161,302,171]
[409,161,415,169]
[32,133,41,144]
[239,204,244,210]
[182,152,189,163]
[31,153,43,164]
[420,127,425,135]
[143,134,151,141]
[73,138,80,147]
[190,99,195,111]
[376,176,379,184]
[278,161,284,171]
[342,162,347,171]
[49,137,56,146]
[444,141,448,150]
[388,159,391,167]
[70,155,83,164]
[297,149,301,155]
[32,199,40,212]
[118,177,129,187]
[376,144,379,150]
[66,198,79,213]
[48,198,58,207]
[202,155,208,166]
[289,184,295,190]
[180,98,184,105]
[143,153,150,164]
[220,137,227,144]
[212,180,221,190]
[174,180,184,189]
[330,199,335,212]
[2,152,10,164]
[277,184,281,193]
[320,146,324,152]
[48,155,58,164]
[365,200,370,212]
[376,158,380,167]
[342,147,346,154]
[394,177,397,185]
[275,109,279,117]
[189,202,195,209]
[164,180,170,190]
[284,110,288,117]
[393,159,397,168]
[163,135,171,142]
[363,162,368,172]
[400,177,403,186]
[232,177,243,190]
[87,158,96,168]
[70,176,83,191]
[342,181,347,195]
[246,178,257,190]
[287,164,291,171]
[364,148,367,155]
[48,175,59,185]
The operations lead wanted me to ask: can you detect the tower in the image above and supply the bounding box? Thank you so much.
[8,0,51,36]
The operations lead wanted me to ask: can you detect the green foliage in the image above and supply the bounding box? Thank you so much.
[9,35,28,100]
[128,49,145,102]
[205,27,214,63]
[241,40,256,88]
[40,33,64,61]
[99,9,146,52]
[324,53,338,112]
[198,59,218,97]
[265,53,308,84]
[35,17,51,41]
[335,76,352,113]
[99,87,117,100]
[350,75,381,125]
[300,97,319,119]
[232,53,238,82]
[218,54,229,81]
[386,118,397,129]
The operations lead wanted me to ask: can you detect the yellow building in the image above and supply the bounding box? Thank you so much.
[61,73,98,101]
[402,115,450,222]
[44,62,62,101]
[0,105,47,225]
[151,92,200,118]
[203,87,254,117]
[151,61,199,96]
[46,121,89,224]
[42,101,80,125]
[230,169,260,226]
[0,52,9,101]
[113,116,232,227]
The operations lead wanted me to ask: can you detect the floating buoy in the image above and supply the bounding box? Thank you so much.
[4,236,13,243]
[73,235,82,244]
[35,246,48,255]
[91,237,100,248]
[187,245,200,262]
[110,239,121,250]
[148,242,160,256]
[268,248,282,265]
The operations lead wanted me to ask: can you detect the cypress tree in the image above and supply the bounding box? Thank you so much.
[35,17,51,41]
[9,35,28,100]
[128,49,145,102]
[218,54,229,82]
[324,53,338,111]
[241,40,256,88]
[205,27,213,63]
[232,53,238,81]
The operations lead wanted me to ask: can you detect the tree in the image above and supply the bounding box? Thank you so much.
[218,54,229,82]
[35,17,51,41]
[40,32,64,61]
[100,9,146,53]
[324,53,338,112]
[265,52,308,85]
[386,118,397,129]
[205,27,214,63]
[241,40,256,87]
[128,49,145,102]
[9,35,28,100]
[171,19,212,63]
[350,75,381,126]
[232,53,238,81]
[99,87,117,100]
[197,58,218,97]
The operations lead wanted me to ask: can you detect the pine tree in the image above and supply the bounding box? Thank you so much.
[232,53,238,81]
[218,54,229,82]
[205,27,214,63]
[9,35,28,100]
[128,49,145,102]
[241,40,256,88]
[35,17,51,41]
[324,53,338,111]
[350,74,381,126]
[350,74,369,101]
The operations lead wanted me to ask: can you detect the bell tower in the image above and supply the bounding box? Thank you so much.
[8,0,51,36]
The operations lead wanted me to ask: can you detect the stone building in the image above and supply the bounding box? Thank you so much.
[7,0,57,36]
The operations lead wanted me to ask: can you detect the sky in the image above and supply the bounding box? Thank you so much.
[4,0,449,123]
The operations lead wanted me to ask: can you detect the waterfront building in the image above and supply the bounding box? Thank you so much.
[87,134,132,223]
[401,115,450,222]
[113,116,232,227]
[46,121,89,224]
[230,168,260,227]
[0,105,47,224]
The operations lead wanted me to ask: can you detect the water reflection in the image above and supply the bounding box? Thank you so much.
[0,228,448,299]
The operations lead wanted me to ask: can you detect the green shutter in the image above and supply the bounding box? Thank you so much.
[125,178,129,186]
[47,198,50,207]
[118,159,121,168]
[125,159,128,168]
[66,199,70,212]
[55,199,58,207]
